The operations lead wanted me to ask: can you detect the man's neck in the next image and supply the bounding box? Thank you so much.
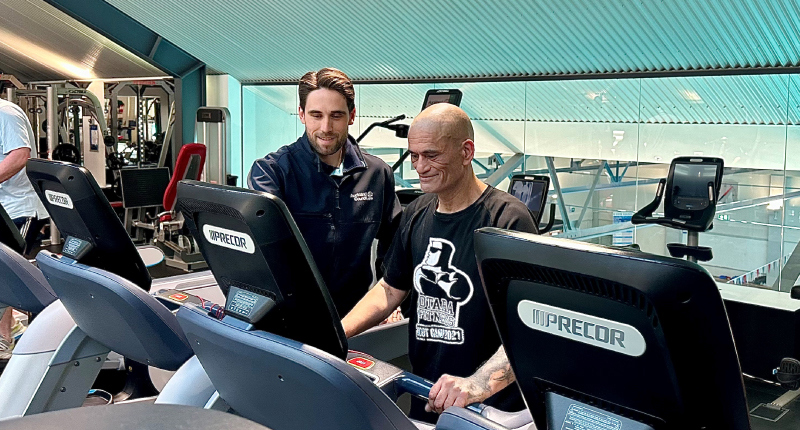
[436,175,488,214]
[319,147,344,168]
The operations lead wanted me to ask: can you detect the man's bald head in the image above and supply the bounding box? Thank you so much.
[410,103,474,148]
[407,103,479,196]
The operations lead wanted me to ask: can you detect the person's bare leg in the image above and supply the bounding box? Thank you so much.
[0,308,13,342]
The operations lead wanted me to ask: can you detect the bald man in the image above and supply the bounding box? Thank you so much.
[342,104,537,422]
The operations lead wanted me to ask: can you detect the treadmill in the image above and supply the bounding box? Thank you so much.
[0,159,221,418]
[171,180,528,429]
[463,227,751,430]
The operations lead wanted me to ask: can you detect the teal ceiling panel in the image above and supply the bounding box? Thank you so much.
[105,0,800,83]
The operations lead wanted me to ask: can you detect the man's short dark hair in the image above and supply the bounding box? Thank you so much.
[298,68,355,112]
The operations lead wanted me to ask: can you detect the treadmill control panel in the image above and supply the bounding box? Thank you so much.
[225,286,275,323]
[61,236,93,261]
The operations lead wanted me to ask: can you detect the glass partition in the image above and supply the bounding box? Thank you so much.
[242,73,800,292]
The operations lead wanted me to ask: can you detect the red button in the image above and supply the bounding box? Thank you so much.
[169,293,188,301]
[347,357,375,370]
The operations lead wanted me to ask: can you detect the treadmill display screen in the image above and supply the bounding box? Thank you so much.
[421,89,462,111]
[423,94,453,109]
[673,163,719,198]
[509,178,547,220]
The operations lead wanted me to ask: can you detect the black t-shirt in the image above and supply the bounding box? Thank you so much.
[383,186,537,415]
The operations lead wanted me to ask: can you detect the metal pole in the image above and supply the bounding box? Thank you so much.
[218,121,225,184]
[545,156,573,231]
[686,231,699,263]
[46,85,61,245]
[575,162,605,229]
[137,86,144,168]
[5,87,15,102]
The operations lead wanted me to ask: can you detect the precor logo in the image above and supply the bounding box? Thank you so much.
[202,224,255,254]
[44,190,73,209]
[517,300,646,357]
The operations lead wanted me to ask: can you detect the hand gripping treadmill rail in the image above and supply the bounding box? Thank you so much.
[466,227,751,430]
[0,159,222,418]
[166,180,533,430]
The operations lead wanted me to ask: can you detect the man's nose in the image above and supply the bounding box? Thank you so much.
[413,156,428,172]
[320,117,333,133]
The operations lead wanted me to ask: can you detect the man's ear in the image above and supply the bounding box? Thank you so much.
[348,107,356,126]
[462,139,475,165]
[298,106,306,124]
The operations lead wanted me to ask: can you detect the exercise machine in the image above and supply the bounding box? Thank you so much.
[507,173,556,233]
[469,227,751,430]
[0,159,219,418]
[169,180,529,429]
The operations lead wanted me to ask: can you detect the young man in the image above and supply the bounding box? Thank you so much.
[0,97,48,360]
[342,103,537,422]
[248,68,401,316]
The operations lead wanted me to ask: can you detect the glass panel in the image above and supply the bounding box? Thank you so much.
[356,83,434,187]
[524,79,642,239]
[638,75,791,287]
[241,85,298,181]
[781,75,800,292]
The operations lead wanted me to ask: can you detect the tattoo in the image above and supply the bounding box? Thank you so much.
[465,346,516,401]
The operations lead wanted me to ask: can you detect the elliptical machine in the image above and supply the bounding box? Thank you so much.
[631,156,724,263]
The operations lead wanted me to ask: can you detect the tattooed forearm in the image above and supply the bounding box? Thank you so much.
[465,346,516,398]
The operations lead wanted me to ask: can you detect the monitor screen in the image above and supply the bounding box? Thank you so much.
[176,180,347,359]
[475,227,750,430]
[664,157,724,223]
[508,175,549,222]
[672,163,719,200]
[421,89,462,111]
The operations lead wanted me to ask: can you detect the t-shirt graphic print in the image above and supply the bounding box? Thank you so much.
[413,238,474,345]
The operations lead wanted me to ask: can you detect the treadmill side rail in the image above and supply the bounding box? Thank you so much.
[0,301,109,418]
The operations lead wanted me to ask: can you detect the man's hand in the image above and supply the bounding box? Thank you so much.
[425,346,516,414]
[425,374,489,414]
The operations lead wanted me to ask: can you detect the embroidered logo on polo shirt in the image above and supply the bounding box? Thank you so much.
[351,191,374,201]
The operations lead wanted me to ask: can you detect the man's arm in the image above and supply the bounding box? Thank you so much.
[426,345,515,414]
[0,148,31,184]
[247,158,284,199]
[341,278,409,338]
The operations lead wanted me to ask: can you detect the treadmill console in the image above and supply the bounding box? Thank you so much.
[0,204,25,254]
[508,174,550,224]
[632,156,724,233]
[421,89,462,110]
[475,228,750,430]
[176,180,348,359]
[666,157,723,224]
[26,159,152,289]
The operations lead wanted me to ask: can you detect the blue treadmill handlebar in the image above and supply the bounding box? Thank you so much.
[395,373,485,414]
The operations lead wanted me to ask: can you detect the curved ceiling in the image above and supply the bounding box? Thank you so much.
[0,0,163,82]
[106,0,800,83]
